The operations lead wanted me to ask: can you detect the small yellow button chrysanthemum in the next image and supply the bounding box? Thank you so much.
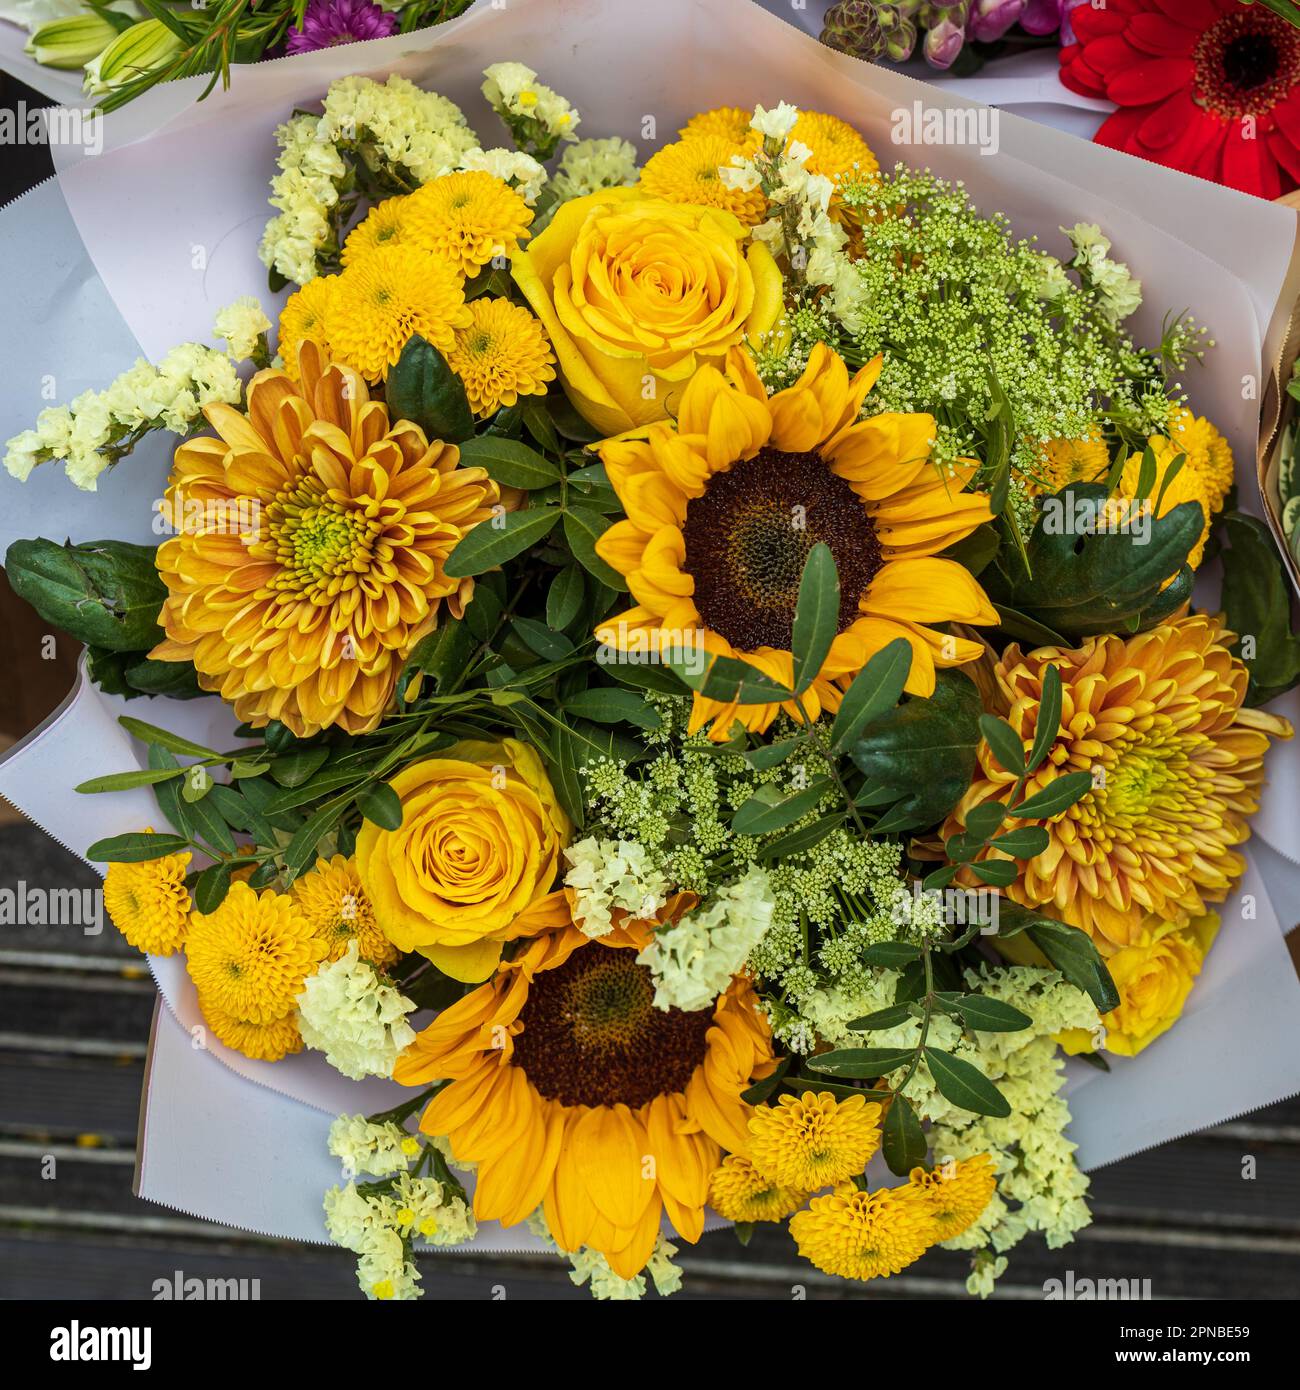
[747,1090,882,1192]
[1029,432,1110,495]
[708,1154,806,1223]
[1165,406,1235,509]
[185,882,325,1025]
[341,194,411,269]
[790,1182,934,1281]
[290,854,398,968]
[402,170,534,280]
[103,835,192,956]
[909,1155,998,1243]
[446,297,556,418]
[788,110,879,187]
[277,274,337,384]
[639,136,768,226]
[195,996,304,1062]
[679,106,757,148]
[1115,437,1214,568]
[327,245,472,382]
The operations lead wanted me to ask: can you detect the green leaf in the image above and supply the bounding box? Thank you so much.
[184,787,237,855]
[1027,664,1062,772]
[1026,919,1120,1013]
[790,542,839,694]
[924,1047,1010,1117]
[400,617,475,701]
[731,778,830,835]
[562,686,661,730]
[4,538,165,651]
[669,651,793,707]
[742,736,802,771]
[75,767,185,794]
[849,671,982,830]
[741,1056,791,1106]
[445,506,560,577]
[1011,770,1093,820]
[148,747,193,841]
[1219,511,1300,704]
[979,714,1027,776]
[282,803,343,881]
[982,483,1201,641]
[546,565,586,632]
[87,831,189,863]
[968,858,1019,887]
[385,334,475,444]
[562,506,627,589]
[987,826,1049,858]
[512,616,573,661]
[117,717,219,761]
[861,941,921,968]
[205,783,277,848]
[828,637,911,752]
[806,1047,914,1078]
[845,1004,915,1031]
[964,800,1008,841]
[457,435,562,489]
[193,862,233,915]
[881,1093,927,1176]
[180,765,213,803]
[755,812,845,861]
[933,992,1032,1032]
[358,783,403,831]
[269,747,330,788]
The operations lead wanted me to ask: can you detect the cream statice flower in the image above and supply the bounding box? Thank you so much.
[6,344,239,489]
[745,139,847,288]
[387,1170,476,1247]
[324,1184,423,1301]
[258,114,347,287]
[296,942,416,1080]
[564,837,669,938]
[526,1209,681,1300]
[548,137,639,204]
[481,61,579,159]
[213,296,272,363]
[637,865,775,1013]
[751,100,799,144]
[460,146,547,206]
[328,1114,415,1179]
[1063,222,1142,325]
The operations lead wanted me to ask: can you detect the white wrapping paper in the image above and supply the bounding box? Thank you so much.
[2,0,1299,1243]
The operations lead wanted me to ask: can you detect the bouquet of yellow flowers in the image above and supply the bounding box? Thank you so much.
[3,0,1300,1304]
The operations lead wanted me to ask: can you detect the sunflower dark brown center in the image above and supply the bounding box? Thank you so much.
[1196,13,1300,118]
[511,948,713,1108]
[681,446,881,651]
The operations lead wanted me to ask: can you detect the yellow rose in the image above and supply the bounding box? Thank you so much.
[1057,914,1219,1059]
[511,188,783,436]
[356,739,571,983]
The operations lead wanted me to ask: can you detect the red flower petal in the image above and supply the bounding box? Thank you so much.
[1071,7,1133,43]
[1106,58,1196,106]
[1059,46,1108,99]
[1137,90,1198,150]
[1266,130,1300,191]
[1151,0,1222,26]
[1272,92,1300,148]
[1092,106,1152,158]
[1127,14,1200,57]
[1221,123,1283,198]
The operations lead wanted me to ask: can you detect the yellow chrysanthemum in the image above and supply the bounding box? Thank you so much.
[946,615,1293,949]
[639,136,768,226]
[197,995,304,1062]
[1115,437,1214,569]
[341,195,412,268]
[679,107,756,147]
[326,245,472,382]
[747,1090,882,1191]
[446,297,556,418]
[708,1154,807,1223]
[909,1155,998,1242]
[394,912,776,1279]
[152,341,500,737]
[185,882,325,1025]
[790,1182,935,1281]
[290,854,398,968]
[593,342,998,740]
[402,171,533,279]
[1028,433,1110,495]
[790,109,879,187]
[1165,406,1234,508]
[102,834,192,956]
[276,275,337,385]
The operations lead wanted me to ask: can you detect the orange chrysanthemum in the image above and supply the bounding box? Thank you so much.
[593,342,997,740]
[945,615,1293,949]
[151,341,500,737]
[394,912,776,1279]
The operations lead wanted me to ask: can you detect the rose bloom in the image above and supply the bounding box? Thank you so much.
[356,739,571,982]
[511,188,782,436]
[1057,913,1219,1058]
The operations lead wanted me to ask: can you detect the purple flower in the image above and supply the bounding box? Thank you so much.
[285,0,397,55]
[924,19,967,71]
[1020,0,1066,36]
[968,0,1025,45]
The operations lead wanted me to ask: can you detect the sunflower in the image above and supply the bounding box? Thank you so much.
[790,1182,935,1281]
[747,1091,882,1191]
[592,343,998,740]
[152,341,500,737]
[638,135,768,226]
[446,297,556,418]
[276,275,337,384]
[290,854,398,968]
[909,1155,997,1242]
[197,999,304,1062]
[185,882,325,1025]
[945,615,1293,949]
[1115,437,1214,569]
[1165,407,1235,508]
[326,245,471,382]
[1028,433,1110,495]
[708,1154,807,1224]
[341,195,412,268]
[402,171,533,279]
[103,834,192,955]
[393,912,777,1279]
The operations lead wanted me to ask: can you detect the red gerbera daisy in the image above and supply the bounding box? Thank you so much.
[1060,0,1300,198]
